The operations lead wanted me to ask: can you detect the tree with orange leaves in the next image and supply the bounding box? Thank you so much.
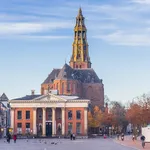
[126,94,150,130]
[88,106,103,131]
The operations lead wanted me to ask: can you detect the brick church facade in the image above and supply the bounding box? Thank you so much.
[41,8,104,107]
[9,8,104,137]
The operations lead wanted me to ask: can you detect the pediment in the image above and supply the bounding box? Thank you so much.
[33,93,67,102]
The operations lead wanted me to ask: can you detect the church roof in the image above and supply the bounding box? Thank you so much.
[13,94,41,100]
[43,64,102,84]
[0,93,9,101]
[57,63,73,80]
[72,68,102,83]
[42,69,60,84]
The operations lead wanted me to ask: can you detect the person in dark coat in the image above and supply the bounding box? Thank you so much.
[141,135,145,148]
[70,133,73,140]
[7,133,11,143]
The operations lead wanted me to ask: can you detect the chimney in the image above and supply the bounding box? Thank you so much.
[31,90,35,95]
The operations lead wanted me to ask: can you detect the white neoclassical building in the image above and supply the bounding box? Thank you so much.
[9,92,90,137]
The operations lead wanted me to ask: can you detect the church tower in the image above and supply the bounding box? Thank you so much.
[70,8,91,69]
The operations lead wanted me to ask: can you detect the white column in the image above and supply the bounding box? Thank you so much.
[33,108,37,135]
[42,108,46,136]
[52,107,56,136]
[61,108,65,135]
[10,108,15,131]
[84,108,88,135]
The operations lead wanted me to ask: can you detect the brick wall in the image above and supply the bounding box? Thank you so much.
[82,83,104,106]
[14,108,33,134]
[65,107,85,135]
[41,80,104,107]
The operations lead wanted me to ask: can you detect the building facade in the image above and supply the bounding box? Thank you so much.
[0,93,10,138]
[41,8,104,107]
[9,93,89,137]
[9,8,104,137]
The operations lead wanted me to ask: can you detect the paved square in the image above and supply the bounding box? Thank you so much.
[0,138,138,150]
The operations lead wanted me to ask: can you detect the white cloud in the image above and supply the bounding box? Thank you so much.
[1,0,150,45]
[0,34,71,40]
[93,30,150,46]
[131,0,150,4]
[0,14,40,21]
[0,22,73,35]
[24,35,71,40]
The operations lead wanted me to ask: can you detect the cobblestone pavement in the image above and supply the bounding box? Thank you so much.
[115,135,150,150]
[0,138,138,150]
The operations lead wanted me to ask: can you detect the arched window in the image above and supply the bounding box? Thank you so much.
[67,82,71,92]
[82,31,85,38]
[62,83,64,94]
[56,83,58,90]
[73,83,76,94]
[75,31,77,37]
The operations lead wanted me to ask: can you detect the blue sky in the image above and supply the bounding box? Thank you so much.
[1,0,150,104]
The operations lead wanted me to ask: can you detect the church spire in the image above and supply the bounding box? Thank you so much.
[78,7,83,16]
[70,8,91,69]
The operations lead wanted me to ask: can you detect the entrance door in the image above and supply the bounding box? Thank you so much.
[46,122,52,137]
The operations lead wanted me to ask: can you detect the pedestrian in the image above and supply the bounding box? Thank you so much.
[117,134,119,140]
[13,134,17,143]
[70,133,73,140]
[7,133,11,143]
[103,134,106,139]
[72,133,75,140]
[140,135,145,148]
[132,135,135,141]
[121,133,124,141]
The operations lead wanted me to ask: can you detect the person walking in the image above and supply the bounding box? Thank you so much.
[7,133,11,143]
[70,133,73,140]
[13,134,17,143]
[117,134,119,140]
[72,133,76,140]
[132,135,135,141]
[121,133,124,141]
[140,135,145,148]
